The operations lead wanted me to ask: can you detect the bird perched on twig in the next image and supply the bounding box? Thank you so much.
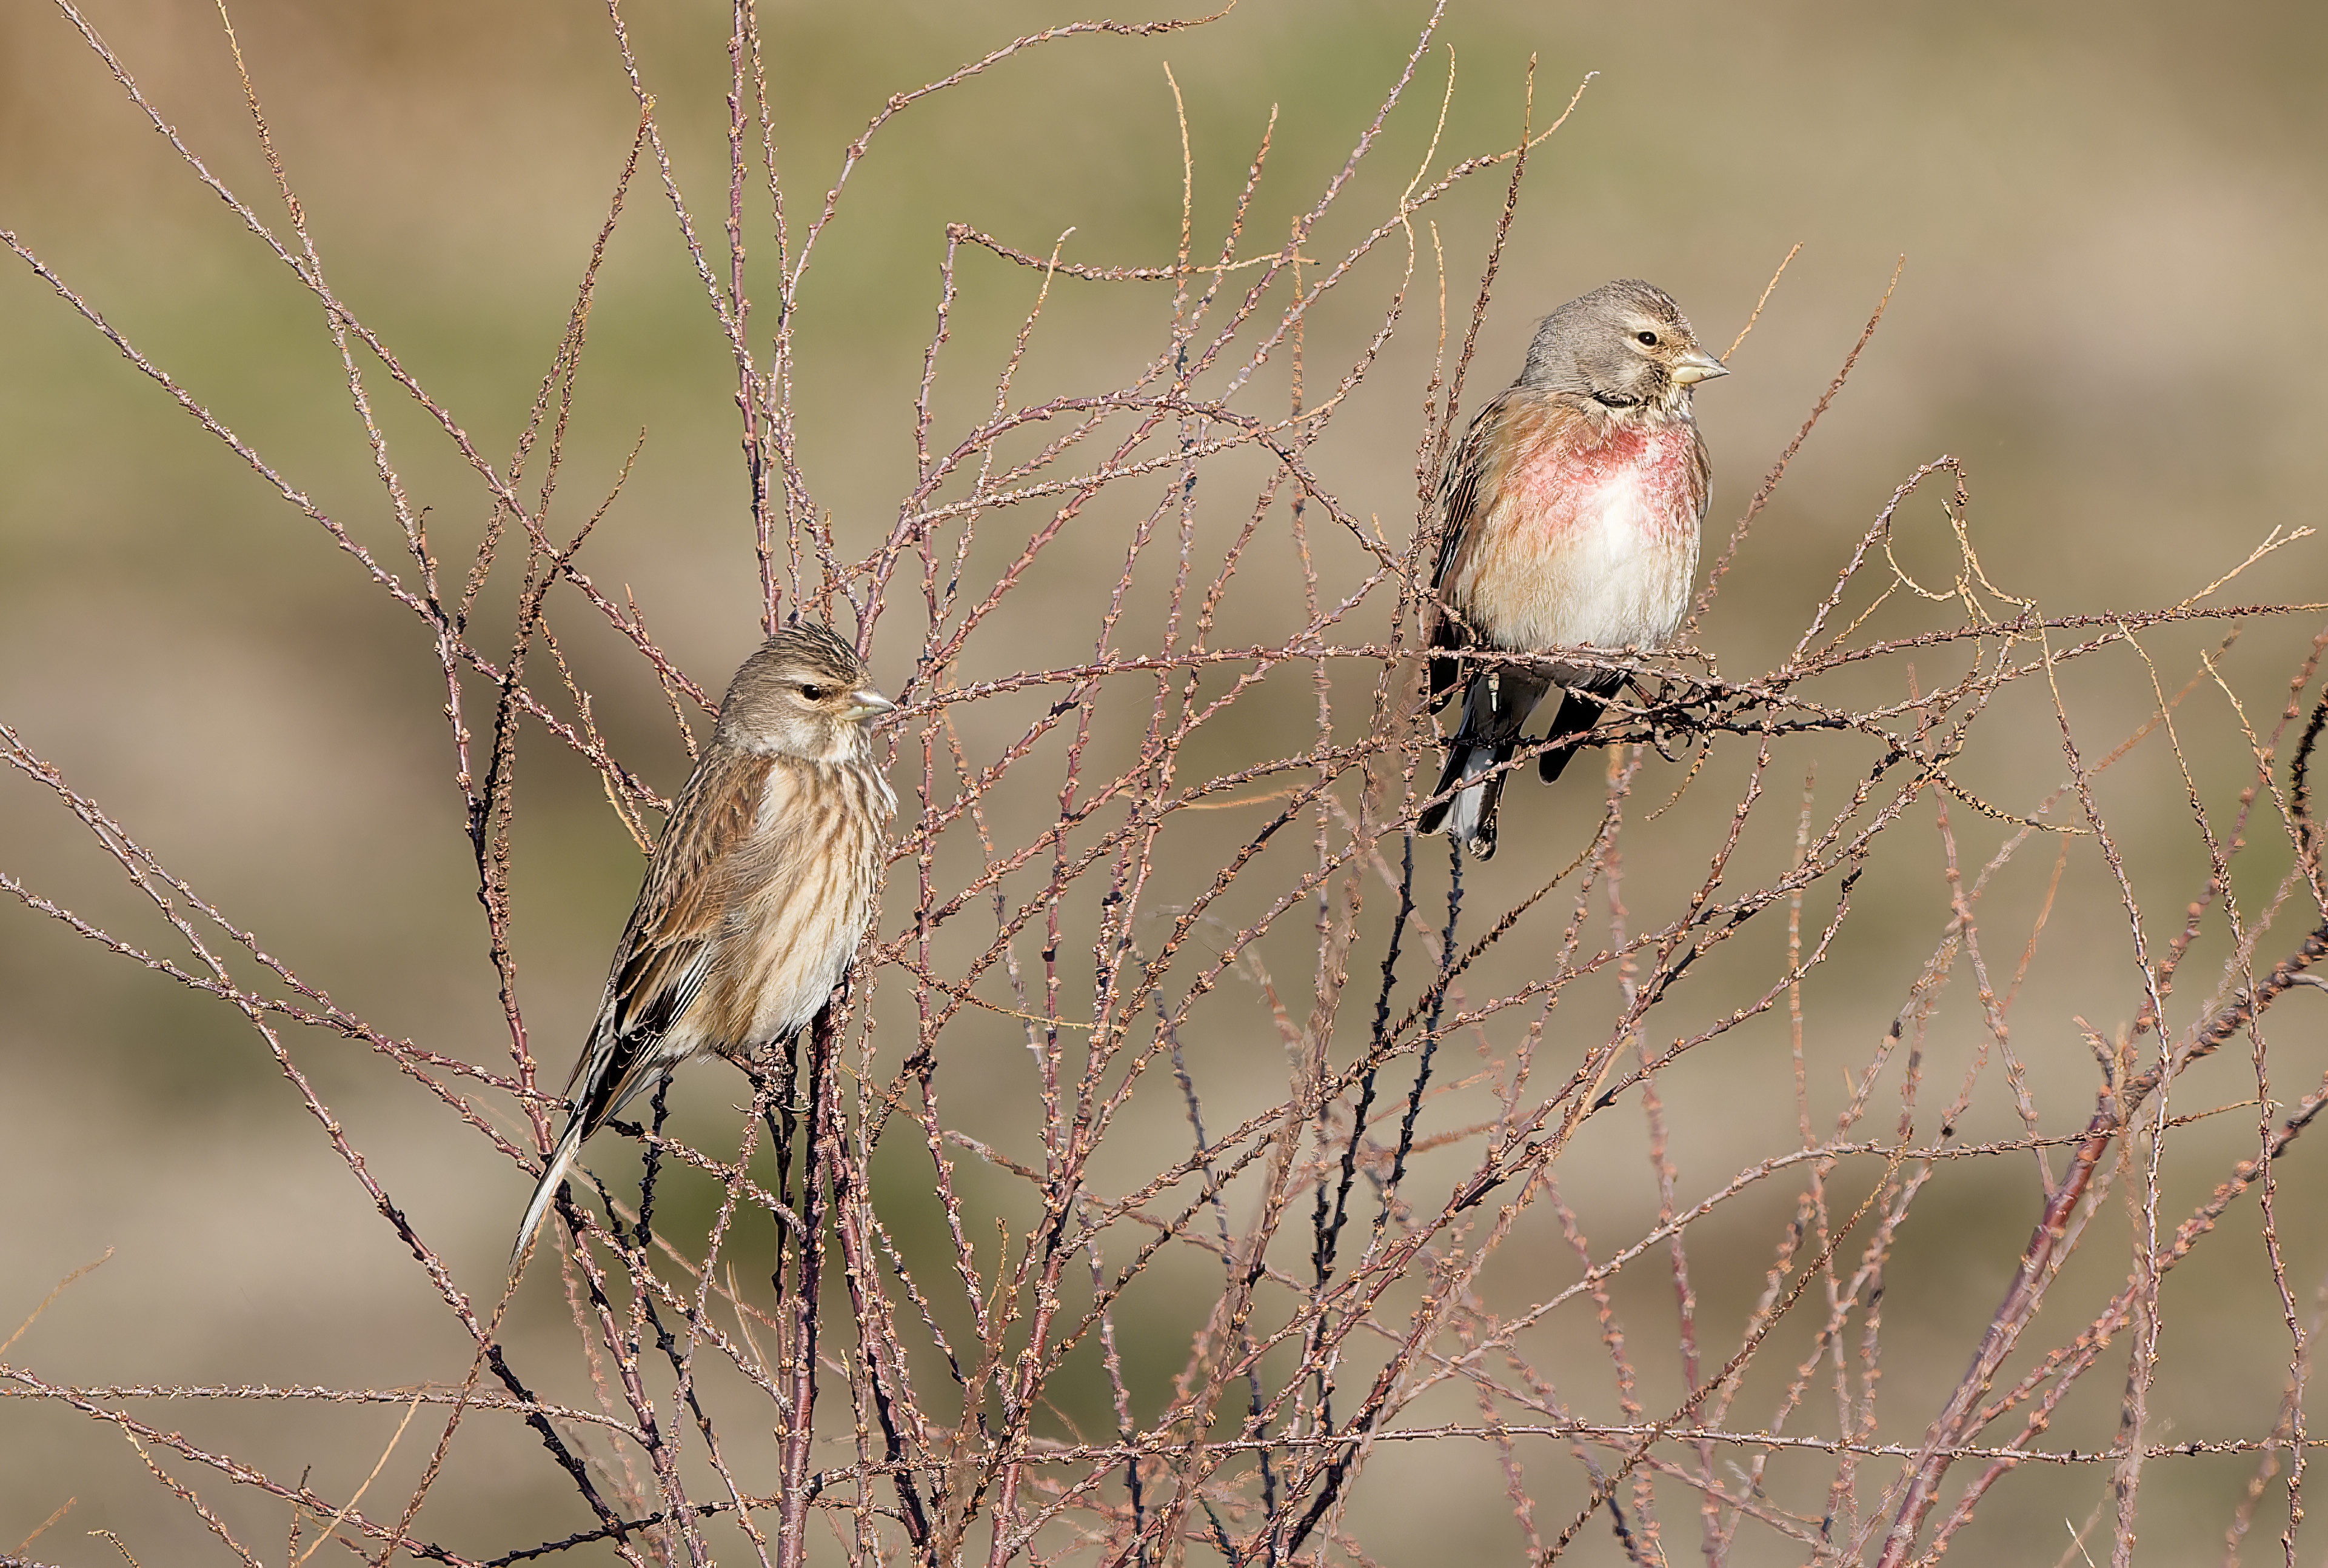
[512,623,896,1264]
[1418,278,1727,858]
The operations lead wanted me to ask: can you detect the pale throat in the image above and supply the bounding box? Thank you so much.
[739,724,866,767]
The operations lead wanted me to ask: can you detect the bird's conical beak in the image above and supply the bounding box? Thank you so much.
[1673,349,1729,387]
[845,687,895,724]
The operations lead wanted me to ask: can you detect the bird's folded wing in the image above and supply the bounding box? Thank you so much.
[1427,389,1532,706]
[570,749,775,1127]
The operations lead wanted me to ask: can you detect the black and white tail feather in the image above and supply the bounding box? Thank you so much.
[1418,670,1613,859]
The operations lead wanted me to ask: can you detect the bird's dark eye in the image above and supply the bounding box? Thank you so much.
[799,684,832,702]
[1636,330,1659,346]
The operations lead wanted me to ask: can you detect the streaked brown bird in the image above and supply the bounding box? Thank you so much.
[1418,278,1727,858]
[513,623,896,1262]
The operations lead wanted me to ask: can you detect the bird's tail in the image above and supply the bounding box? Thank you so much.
[512,1112,591,1270]
[1418,732,1515,858]
[1420,672,1525,859]
[1419,673,1604,858]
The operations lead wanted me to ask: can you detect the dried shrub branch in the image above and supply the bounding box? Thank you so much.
[5,4,2327,1566]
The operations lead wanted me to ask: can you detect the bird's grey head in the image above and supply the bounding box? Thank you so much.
[1519,278,1728,415]
[715,623,893,764]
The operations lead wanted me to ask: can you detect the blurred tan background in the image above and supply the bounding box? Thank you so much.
[3,1,2325,1563]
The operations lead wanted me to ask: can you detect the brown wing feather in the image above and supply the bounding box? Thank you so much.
[1427,388,1531,709]
[569,749,774,1125]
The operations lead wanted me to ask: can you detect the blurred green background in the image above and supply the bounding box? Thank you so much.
[3,1,2324,1563]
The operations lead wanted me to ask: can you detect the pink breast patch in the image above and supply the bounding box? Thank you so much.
[1512,418,1697,545]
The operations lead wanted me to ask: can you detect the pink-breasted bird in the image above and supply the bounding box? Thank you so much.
[1418,279,1726,858]
[512,624,895,1264]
